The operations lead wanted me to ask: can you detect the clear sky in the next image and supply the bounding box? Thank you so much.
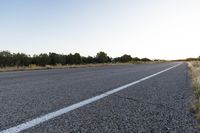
[0,0,200,60]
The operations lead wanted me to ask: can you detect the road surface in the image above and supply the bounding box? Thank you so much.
[0,63,197,132]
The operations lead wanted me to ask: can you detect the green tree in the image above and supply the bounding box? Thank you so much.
[82,56,95,64]
[95,52,111,63]
[66,54,74,64]
[120,54,132,62]
[49,53,59,65]
[132,57,141,62]
[73,53,82,64]
[141,58,151,62]
[13,53,30,67]
[33,54,50,66]
[0,51,13,67]
[113,57,121,63]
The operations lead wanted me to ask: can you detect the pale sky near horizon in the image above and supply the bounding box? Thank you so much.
[0,0,200,60]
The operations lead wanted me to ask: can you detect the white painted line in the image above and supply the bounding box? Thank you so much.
[0,63,182,133]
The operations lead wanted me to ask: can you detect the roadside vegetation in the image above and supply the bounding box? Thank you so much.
[0,50,163,72]
[188,61,200,126]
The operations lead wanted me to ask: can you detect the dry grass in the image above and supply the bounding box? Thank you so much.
[0,61,167,73]
[188,61,200,124]
[0,63,129,72]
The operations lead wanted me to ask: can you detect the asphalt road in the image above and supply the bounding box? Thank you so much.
[0,63,197,133]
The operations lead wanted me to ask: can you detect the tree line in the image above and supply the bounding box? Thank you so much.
[185,57,200,61]
[0,51,151,67]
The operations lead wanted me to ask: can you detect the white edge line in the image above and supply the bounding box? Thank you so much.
[0,63,182,133]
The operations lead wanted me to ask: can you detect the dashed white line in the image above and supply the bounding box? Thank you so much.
[0,63,182,133]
